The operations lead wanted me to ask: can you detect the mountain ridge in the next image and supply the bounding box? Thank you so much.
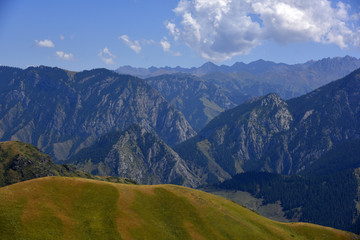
[0,66,196,162]
[115,55,360,78]
[68,124,200,187]
[175,67,360,183]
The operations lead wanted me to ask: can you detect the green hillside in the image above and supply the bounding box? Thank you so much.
[0,176,357,240]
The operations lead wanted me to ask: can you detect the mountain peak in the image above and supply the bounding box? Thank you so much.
[260,93,284,107]
[199,62,219,71]
[69,125,200,187]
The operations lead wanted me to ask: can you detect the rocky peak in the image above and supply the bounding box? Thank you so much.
[69,125,200,187]
[260,93,284,107]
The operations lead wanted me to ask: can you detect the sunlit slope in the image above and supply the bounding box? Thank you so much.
[0,177,357,240]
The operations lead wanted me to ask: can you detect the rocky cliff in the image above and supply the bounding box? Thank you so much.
[69,124,200,187]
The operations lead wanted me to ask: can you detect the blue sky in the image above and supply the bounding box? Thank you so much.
[0,0,359,71]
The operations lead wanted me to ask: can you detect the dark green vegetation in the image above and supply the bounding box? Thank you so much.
[301,139,360,176]
[175,67,360,184]
[208,140,360,233]
[68,124,199,187]
[0,141,135,187]
[0,176,357,240]
[218,171,360,233]
[0,66,195,162]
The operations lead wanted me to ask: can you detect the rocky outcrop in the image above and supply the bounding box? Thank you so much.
[69,124,200,187]
[0,66,196,161]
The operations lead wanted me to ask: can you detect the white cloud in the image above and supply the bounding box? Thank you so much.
[119,35,142,53]
[60,35,65,40]
[98,47,116,65]
[35,39,55,48]
[160,39,171,52]
[168,0,360,61]
[56,51,74,60]
[160,38,182,56]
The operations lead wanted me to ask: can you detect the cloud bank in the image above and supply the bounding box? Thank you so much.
[35,39,55,48]
[167,0,360,61]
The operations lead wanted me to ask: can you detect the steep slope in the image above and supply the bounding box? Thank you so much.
[146,73,248,131]
[0,177,357,240]
[175,68,360,183]
[0,141,135,187]
[175,93,293,184]
[68,124,199,187]
[0,66,195,161]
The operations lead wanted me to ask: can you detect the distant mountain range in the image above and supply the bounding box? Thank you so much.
[141,56,360,130]
[116,55,360,80]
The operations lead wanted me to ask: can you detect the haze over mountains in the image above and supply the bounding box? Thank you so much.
[116,56,360,79]
[142,56,360,130]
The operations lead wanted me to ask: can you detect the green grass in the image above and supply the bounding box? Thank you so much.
[0,177,358,240]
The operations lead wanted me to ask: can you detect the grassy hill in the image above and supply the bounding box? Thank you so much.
[0,176,357,240]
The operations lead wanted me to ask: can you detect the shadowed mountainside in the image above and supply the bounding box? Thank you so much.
[0,141,135,187]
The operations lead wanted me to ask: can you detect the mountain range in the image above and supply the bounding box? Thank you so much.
[116,56,360,79]
[142,56,360,130]
[0,66,195,162]
[1,58,360,235]
[175,67,360,184]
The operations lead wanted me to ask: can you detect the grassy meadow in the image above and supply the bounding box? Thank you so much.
[0,176,357,240]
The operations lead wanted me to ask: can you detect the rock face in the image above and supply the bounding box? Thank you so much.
[146,73,248,131]
[0,66,196,161]
[69,124,200,187]
[175,68,360,184]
